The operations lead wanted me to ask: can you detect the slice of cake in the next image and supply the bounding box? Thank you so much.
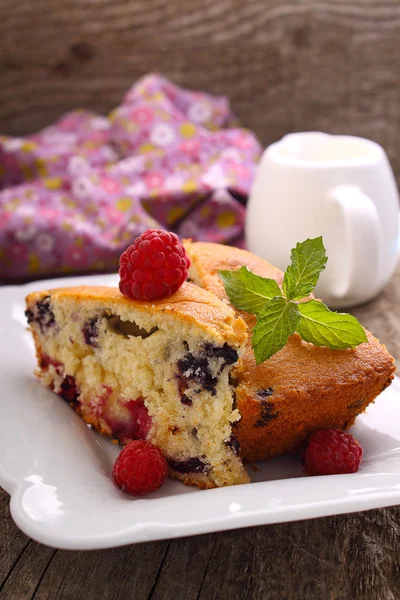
[25,284,249,488]
[184,241,396,462]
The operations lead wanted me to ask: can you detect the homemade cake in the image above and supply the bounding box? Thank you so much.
[26,241,396,488]
[184,241,396,462]
[25,284,249,488]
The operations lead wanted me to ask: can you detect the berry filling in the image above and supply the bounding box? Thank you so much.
[25,309,34,323]
[83,316,100,347]
[168,457,210,475]
[40,354,64,375]
[177,343,238,396]
[25,296,56,333]
[59,376,80,405]
[180,394,193,406]
[258,388,274,398]
[255,400,278,427]
[225,435,241,455]
[255,387,278,426]
[126,398,152,440]
[104,398,152,444]
[208,343,239,365]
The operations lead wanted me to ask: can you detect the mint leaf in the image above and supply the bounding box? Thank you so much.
[296,300,368,350]
[218,236,367,363]
[252,297,299,364]
[219,266,282,314]
[283,237,328,301]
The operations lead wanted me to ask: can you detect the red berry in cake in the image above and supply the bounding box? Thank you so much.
[119,229,191,301]
[303,429,363,476]
[112,440,168,496]
[126,398,152,440]
[59,375,80,405]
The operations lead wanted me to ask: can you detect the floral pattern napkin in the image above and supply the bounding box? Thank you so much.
[0,74,261,281]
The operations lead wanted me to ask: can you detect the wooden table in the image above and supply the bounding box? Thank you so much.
[1,267,400,600]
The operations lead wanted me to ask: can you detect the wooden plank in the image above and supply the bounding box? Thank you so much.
[32,541,170,600]
[149,534,218,599]
[0,534,56,599]
[3,484,398,600]
[0,487,13,519]
[0,492,169,600]
[0,516,31,590]
[1,0,400,184]
[195,509,400,600]
[352,259,400,366]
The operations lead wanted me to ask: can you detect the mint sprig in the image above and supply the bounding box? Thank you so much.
[219,266,282,314]
[252,297,299,362]
[296,300,367,350]
[219,237,367,364]
[283,237,328,301]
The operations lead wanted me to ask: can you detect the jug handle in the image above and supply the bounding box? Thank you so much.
[327,185,380,301]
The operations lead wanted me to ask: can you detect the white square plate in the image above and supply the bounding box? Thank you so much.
[1,274,399,550]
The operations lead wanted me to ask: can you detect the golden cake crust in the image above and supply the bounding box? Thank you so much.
[186,241,284,300]
[185,241,396,462]
[26,282,247,349]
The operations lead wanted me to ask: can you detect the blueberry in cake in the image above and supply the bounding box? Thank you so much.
[26,284,249,488]
[184,241,396,462]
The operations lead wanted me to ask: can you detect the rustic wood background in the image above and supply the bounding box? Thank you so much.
[1,487,399,600]
[1,0,400,181]
[1,1,400,598]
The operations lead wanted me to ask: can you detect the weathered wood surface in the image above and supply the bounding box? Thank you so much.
[2,261,400,600]
[1,0,400,183]
[1,492,400,600]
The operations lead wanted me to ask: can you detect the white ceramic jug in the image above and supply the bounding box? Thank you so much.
[246,132,400,308]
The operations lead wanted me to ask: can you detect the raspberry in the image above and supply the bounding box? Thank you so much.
[125,398,152,440]
[119,229,191,301]
[303,429,363,476]
[40,354,63,374]
[59,376,80,404]
[112,440,168,496]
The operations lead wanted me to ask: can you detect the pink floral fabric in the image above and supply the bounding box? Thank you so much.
[0,74,261,281]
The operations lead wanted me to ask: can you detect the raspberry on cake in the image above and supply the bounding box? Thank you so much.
[184,241,396,463]
[26,284,249,489]
[119,229,191,301]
